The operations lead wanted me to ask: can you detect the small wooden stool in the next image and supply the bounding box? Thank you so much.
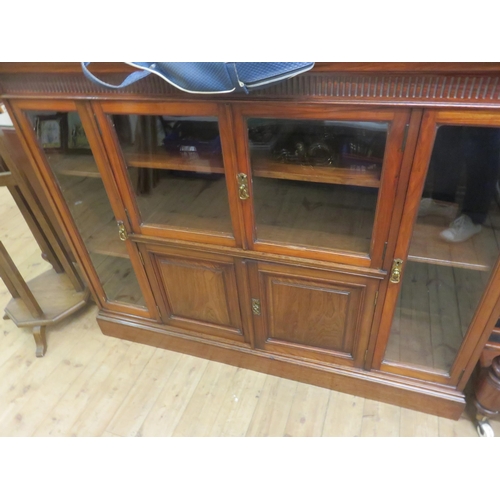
[0,240,89,356]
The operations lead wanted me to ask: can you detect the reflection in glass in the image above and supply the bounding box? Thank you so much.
[26,110,146,308]
[247,118,388,254]
[111,115,233,235]
[385,126,500,372]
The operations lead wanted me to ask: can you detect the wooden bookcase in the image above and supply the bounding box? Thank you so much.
[3,63,500,419]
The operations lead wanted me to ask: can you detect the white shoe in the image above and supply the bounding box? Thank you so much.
[439,214,482,243]
[418,198,457,219]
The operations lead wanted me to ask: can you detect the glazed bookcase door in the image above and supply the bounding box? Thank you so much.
[248,260,380,368]
[94,101,245,248]
[232,103,411,268]
[372,110,500,387]
[9,100,158,318]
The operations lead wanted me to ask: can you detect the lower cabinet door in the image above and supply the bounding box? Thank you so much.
[250,261,379,368]
[141,244,249,344]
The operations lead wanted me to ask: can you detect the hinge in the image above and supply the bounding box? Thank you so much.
[251,298,261,315]
[374,291,379,307]
[457,368,466,385]
[400,123,410,152]
[156,305,162,320]
[138,251,145,266]
[364,349,369,364]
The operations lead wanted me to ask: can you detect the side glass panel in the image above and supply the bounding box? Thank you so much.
[385,125,500,373]
[26,110,147,308]
[109,114,233,236]
[247,119,388,255]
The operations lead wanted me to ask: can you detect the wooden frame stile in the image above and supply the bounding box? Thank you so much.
[94,100,246,249]
[364,108,424,370]
[8,99,156,319]
[231,102,411,269]
[372,108,500,387]
[217,103,248,249]
[233,257,257,349]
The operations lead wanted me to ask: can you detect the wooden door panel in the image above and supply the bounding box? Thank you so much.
[253,262,378,367]
[158,256,235,326]
[143,244,248,344]
[266,277,353,352]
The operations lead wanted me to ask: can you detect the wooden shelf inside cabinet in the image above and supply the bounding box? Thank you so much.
[251,151,381,188]
[85,220,130,259]
[50,153,101,178]
[408,216,500,272]
[123,148,225,175]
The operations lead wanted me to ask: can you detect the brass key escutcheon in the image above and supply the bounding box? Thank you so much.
[390,258,403,284]
[251,298,261,315]
[237,173,250,200]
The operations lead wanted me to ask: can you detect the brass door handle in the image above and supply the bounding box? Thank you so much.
[117,221,128,241]
[390,259,403,284]
[237,173,250,200]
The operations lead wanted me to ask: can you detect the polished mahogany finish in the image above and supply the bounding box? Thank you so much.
[249,261,378,368]
[142,243,249,345]
[4,63,500,419]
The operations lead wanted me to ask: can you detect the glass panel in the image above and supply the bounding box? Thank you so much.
[385,125,500,373]
[110,114,233,236]
[247,118,388,255]
[26,110,146,308]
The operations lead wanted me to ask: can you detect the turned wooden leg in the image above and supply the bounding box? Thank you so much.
[32,325,47,357]
[473,357,500,437]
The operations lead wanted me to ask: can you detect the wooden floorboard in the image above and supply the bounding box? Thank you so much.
[360,399,401,437]
[245,376,298,437]
[0,185,496,437]
[283,383,331,437]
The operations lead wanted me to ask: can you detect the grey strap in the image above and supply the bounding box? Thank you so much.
[81,62,150,89]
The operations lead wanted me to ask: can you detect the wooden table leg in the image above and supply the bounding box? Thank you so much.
[32,325,47,357]
[473,357,500,437]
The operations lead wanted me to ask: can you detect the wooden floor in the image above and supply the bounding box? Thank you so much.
[1,185,499,437]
